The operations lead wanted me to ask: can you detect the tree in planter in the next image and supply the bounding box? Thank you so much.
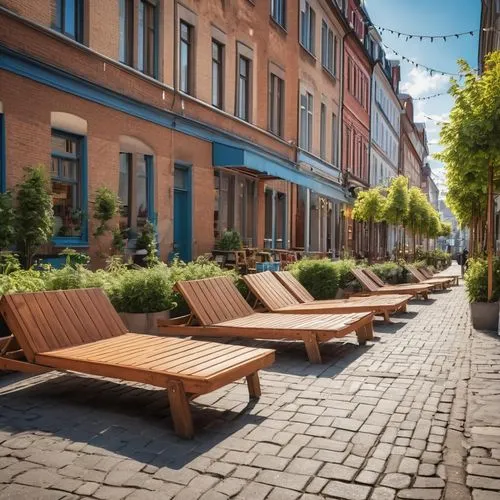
[383,176,409,257]
[405,187,428,260]
[93,187,120,256]
[352,188,386,264]
[136,220,159,267]
[216,229,243,251]
[15,166,54,269]
[437,53,500,299]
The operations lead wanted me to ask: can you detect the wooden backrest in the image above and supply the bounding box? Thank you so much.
[0,288,127,362]
[243,272,300,311]
[175,276,254,325]
[351,268,380,292]
[405,266,424,282]
[273,271,315,303]
[363,269,386,287]
[421,268,433,279]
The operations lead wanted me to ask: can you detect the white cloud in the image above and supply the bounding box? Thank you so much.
[400,67,450,98]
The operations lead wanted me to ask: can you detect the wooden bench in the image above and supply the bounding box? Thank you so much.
[421,267,459,286]
[351,268,433,300]
[404,265,454,290]
[243,271,411,323]
[0,289,274,439]
[157,276,374,364]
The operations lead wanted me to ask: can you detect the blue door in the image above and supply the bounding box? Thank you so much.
[173,165,192,262]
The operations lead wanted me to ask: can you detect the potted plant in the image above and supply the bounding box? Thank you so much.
[465,258,500,331]
[108,265,174,334]
[216,229,243,251]
[134,220,158,267]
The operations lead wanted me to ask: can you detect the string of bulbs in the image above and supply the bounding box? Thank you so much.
[374,26,477,42]
[413,92,449,101]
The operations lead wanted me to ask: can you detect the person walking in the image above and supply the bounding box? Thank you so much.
[461,248,469,277]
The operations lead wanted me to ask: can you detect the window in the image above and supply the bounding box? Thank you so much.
[119,152,153,237]
[331,113,338,165]
[271,0,286,28]
[300,1,315,54]
[321,21,335,75]
[53,0,84,42]
[212,40,224,108]
[269,74,284,137]
[138,0,157,77]
[237,56,250,121]
[119,0,134,65]
[320,103,326,159]
[51,131,84,240]
[180,21,193,94]
[299,92,313,151]
[345,127,351,171]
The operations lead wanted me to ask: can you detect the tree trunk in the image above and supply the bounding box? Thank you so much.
[487,162,494,301]
[368,220,373,264]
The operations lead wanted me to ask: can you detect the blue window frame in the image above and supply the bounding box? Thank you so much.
[271,0,286,28]
[0,113,5,193]
[51,130,88,246]
[54,0,84,43]
[138,0,158,78]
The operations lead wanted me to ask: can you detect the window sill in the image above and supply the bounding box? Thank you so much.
[322,66,337,83]
[270,17,287,35]
[299,44,316,62]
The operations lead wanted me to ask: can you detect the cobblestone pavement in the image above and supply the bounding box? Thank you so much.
[0,267,498,500]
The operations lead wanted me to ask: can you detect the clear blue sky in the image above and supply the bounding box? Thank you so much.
[364,0,481,195]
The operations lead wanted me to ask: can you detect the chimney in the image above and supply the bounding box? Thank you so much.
[391,63,401,93]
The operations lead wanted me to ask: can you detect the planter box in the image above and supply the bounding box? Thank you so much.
[119,310,170,334]
[470,302,499,331]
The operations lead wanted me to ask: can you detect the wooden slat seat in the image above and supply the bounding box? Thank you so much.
[351,268,432,300]
[0,289,274,439]
[421,267,459,285]
[404,266,453,290]
[244,271,411,323]
[158,276,375,364]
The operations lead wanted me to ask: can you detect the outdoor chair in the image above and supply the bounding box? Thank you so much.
[351,268,433,300]
[243,271,411,323]
[0,289,275,439]
[404,265,454,290]
[157,276,374,364]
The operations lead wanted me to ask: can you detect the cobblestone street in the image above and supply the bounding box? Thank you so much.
[0,268,498,499]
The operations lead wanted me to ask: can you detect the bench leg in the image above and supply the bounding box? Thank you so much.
[301,334,322,364]
[166,380,194,439]
[356,322,374,345]
[246,372,261,399]
[383,311,391,324]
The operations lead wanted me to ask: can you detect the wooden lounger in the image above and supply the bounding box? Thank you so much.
[351,268,432,300]
[243,271,411,323]
[421,267,459,286]
[157,276,374,364]
[0,289,274,439]
[405,265,453,290]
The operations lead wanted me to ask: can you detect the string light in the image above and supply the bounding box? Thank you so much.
[374,26,478,42]
[382,43,477,77]
[423,115,450,124]
[413,92,449,101]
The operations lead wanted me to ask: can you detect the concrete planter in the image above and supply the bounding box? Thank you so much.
[470,302,499,331]
[119,310,170,334]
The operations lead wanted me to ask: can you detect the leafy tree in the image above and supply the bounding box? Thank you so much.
[439,222,452,237]
[437,52,500,298]
[405,187,428,259]
[0,191,15,250]
[15,166,54,268]
[93,187,120,238]
[383,176,409,255]
[352,188,386,263]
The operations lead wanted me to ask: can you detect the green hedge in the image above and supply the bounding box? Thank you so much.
[368,262,407,284]
[464,258,500,303]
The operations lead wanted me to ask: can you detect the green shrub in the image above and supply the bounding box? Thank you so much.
[0,269,46,295]
[333,259,356,289]
[45,264,105,291]
[464,258,500,303]
[136,220,159,267]
[369,262,406,284]
[107,264,175,313]
[288,259,339,300]
[216,230,242,251]
[0,252,21,275]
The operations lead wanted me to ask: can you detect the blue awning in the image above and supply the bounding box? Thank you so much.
[212,142,349,203]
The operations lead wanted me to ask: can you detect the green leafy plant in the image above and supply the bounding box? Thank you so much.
[136,220,159,267]
[0,192,15,250]
[107,264,175,313]
[288,259,340,300]
[464,258,500,303]
[0,269,46,296]
[93,187,120,238]
[0,252,21,275]
[59,248,90,268]
[216,229,243,251]
[15,166,54,269]
[112,226,126,255]
[369,262,406,285]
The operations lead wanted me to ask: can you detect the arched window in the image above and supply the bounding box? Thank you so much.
[50,112,88,245]
[118,136,155,238]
